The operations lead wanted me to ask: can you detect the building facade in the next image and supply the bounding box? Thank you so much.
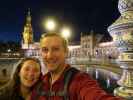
[21,10,40,57]
[69,32,119,60]
[21,11,119,60]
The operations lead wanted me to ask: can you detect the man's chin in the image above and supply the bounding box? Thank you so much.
[47,66,58,72]
[49,68,56,71]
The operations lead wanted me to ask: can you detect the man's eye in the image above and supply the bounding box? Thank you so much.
[53,48,59,51]
[42,48,48,52]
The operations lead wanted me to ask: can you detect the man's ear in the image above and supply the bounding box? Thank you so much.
[39,48,42,56]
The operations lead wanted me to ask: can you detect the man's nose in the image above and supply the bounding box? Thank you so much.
[47,50,53,58]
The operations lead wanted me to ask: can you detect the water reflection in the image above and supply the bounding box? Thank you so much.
[74,65,120,94]
[95,69,99,79]
[106,78,110,88]
[0,59,19,86]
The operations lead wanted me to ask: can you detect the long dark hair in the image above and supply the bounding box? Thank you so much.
[0,57,42,97]
[12,57,42,88]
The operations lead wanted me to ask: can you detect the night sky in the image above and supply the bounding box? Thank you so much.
[0,0,120,42]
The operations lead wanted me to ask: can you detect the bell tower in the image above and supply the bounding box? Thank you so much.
[22,9,33,49]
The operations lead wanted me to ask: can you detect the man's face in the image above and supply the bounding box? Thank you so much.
[40,36,68,72]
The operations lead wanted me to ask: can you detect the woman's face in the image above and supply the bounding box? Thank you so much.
[19,60,41,88]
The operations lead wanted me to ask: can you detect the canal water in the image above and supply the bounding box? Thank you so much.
[72,65,120,94]
[0,59,19,85]
[86,67,120,94]
[0,59,120,94]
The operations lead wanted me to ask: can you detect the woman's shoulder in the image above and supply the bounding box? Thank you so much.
[0,84,13,100]
[0,85,12,99]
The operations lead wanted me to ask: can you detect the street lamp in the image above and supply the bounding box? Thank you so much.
[61,27,71,39]
[7,49,11,53]
[45,19,56,32]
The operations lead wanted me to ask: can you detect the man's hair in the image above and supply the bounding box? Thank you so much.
[40,33,68,51]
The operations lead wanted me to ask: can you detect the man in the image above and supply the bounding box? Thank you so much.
[31,33,123,100]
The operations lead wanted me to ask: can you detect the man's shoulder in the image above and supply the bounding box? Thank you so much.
[65,67,92,82]
[73,69,92,80]
[67,68,97,92]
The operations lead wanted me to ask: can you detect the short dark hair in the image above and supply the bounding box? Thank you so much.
[40,33,68,51]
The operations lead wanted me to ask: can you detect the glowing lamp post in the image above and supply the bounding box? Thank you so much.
[61,28,71,40]
[45,19,56,32]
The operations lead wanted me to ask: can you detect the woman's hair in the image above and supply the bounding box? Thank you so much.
[12,57,42,87]
[2,57,42,93]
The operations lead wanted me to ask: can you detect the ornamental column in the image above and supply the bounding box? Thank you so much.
[108,0,133,99]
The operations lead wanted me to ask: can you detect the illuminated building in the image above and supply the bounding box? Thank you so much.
[69,31,120,60]
[21,10,40,57]
[22,9,33,49]
[20,11,119,60]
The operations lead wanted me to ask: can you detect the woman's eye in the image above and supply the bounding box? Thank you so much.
[24,67,30,71]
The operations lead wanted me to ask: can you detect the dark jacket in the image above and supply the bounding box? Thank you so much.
[0,85,24,100]
[31,65,123,100]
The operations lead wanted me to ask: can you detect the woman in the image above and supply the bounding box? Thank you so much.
[0,57,42,100]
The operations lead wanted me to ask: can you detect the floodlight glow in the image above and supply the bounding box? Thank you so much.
[61,28,71,39]
[45,19,56,31]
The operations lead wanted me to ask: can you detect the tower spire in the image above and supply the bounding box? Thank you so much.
[26,8,31,25]
[28,8,30,16]
[22,9,33,49]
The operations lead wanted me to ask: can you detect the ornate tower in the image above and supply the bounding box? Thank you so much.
[22,9,33,49]
[108,0,133,99]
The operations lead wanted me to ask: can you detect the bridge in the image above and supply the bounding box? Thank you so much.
[0,57,122,75]
[0,57,122,82]
[67,57,122,75]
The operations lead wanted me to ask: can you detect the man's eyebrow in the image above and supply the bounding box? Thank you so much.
[41,47,47,49]
[41,46,47,48]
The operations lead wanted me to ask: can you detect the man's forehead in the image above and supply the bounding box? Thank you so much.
[41,36,63,47]
[43,36,62,41]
